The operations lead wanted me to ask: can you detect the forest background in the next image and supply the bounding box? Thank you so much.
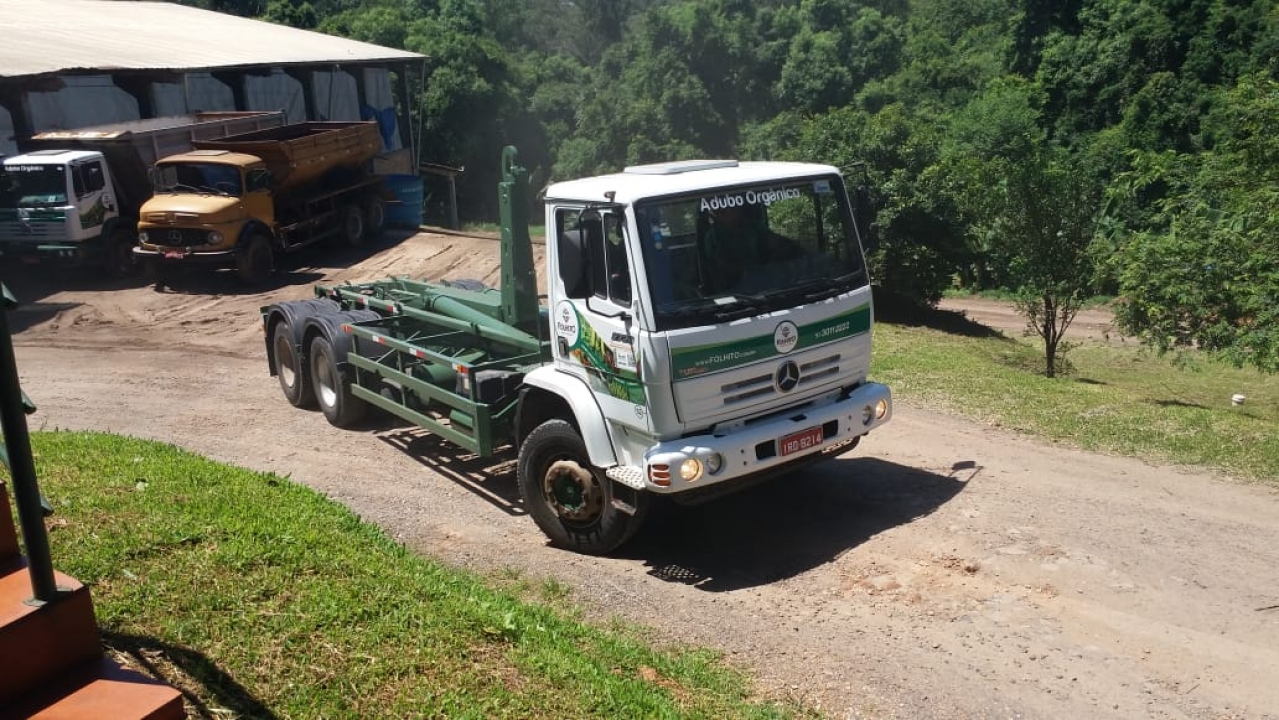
[182,0,1279,372]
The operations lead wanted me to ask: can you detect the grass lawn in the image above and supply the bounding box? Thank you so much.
[873,312,1279,482]
[25,432,798,719]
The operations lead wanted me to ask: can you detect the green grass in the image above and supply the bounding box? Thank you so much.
[874,321,1279,482]
[27,432,800,719]
[459,221,548,239]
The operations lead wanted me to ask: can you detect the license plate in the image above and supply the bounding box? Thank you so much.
[163,250,184,259]
[779,426,823,456]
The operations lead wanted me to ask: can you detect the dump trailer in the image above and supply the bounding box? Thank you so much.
[262,147,893,555]
[134,121,386,285]
[0,111,285,276]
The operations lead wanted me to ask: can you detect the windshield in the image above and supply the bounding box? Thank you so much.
[635,175,868,330]
[0,164,68,207]
[154,163,242,196]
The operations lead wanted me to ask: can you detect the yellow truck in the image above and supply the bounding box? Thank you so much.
[133,121,386,286]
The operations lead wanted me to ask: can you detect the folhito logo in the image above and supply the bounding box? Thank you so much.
[773,320,798,354]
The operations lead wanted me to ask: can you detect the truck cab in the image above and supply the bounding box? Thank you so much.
[0,149,127,271]
[525,159,891,530]
[136,150,274,278]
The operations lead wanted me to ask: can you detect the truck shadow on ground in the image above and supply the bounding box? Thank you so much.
[618,456,973,592]
[377,427,526,516]
[101,630,277,720]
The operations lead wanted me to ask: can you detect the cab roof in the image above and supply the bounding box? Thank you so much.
[543,159,842,206]
[3,149,101,164]
[158,149,263,167]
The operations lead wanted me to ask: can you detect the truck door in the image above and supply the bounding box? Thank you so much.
[551,207,650,434]
[69,159,117,239]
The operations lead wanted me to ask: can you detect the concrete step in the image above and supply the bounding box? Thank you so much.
[1,655,186,720]
[0,563,102,708]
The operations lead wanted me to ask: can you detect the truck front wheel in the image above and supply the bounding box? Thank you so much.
[237,233,273,285]
[309,335,366,428]
[517,419,648,555]
[102,227,137,278]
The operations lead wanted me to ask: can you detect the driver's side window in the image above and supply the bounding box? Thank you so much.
[558,208,632,306]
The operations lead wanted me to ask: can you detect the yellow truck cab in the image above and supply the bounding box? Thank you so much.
[138,150,274,280]
[133,121,385,286]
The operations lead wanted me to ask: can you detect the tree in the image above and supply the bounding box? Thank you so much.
[997,150,1101,377]
[1108,74,1279,372]
[966,144,1100,377]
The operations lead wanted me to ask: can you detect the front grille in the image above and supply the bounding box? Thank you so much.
[719,353,842,406]
[0,220,65,239]
[149,227,207,247]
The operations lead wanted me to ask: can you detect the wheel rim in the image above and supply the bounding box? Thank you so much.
[368,201,384,230]
[542,459,604,525]
[315,351,338,407]
[274,332,296,389]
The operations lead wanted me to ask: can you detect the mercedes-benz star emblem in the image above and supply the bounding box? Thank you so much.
[775,360,800,393]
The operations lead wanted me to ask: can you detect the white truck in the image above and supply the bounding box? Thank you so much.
[262,148,892,554]
[0,112,283,276]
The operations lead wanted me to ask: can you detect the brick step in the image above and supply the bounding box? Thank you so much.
[0,563,102,708]
[1,655,185,720]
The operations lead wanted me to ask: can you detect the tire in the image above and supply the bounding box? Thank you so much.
[145,259,169,291]
[236,232,273,285]
[102,227,137,278]
[363,196,386,241]
[339,204,365,246]
[517,419,648,555]
[309,334,366,428]
[272,319,316,409]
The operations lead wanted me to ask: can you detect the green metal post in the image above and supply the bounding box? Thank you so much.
[0,284,59,603]
[498,146,539,333]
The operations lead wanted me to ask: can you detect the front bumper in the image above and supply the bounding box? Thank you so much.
[133,246,236,266]
[607,381,892,493]
[0,242,92,265]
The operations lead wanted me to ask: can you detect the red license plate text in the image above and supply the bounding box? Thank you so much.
[779,426,823,456]
[163,250,184,259]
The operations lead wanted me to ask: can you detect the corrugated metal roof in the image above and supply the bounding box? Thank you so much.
[0,0,424,79]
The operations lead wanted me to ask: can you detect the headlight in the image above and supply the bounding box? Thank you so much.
[679,458,703,482]
[207,230,223,245]
[705,453,723,475]
[875,399,889,420]
[138,231,149,242]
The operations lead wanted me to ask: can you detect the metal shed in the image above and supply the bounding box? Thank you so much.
[0,0,425,167]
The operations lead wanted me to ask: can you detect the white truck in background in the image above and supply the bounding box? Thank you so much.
[0,111,284,276]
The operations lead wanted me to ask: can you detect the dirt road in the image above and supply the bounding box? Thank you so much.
[7,231,1279,719]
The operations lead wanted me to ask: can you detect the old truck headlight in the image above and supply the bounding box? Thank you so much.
[207,230,223,245]
[679,458,703,482]
[138,230,149,242]
[704,452,723,475]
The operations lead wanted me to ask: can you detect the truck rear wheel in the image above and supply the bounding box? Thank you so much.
[340,204,365,246]
[237,233,273,285]
[517,419,648,555]
[364,196,386,241]
[273,320,315,409]
[309,334,366,428]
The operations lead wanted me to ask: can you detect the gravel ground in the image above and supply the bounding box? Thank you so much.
[6,230,1279,718]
